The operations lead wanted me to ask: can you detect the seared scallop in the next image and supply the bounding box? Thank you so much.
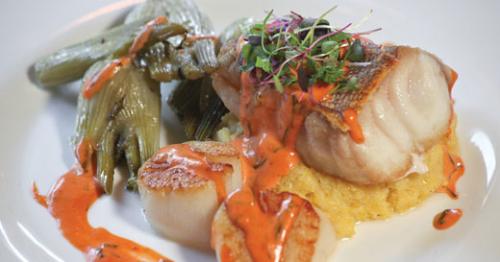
[211,193,336,262]
[137,141,241,250]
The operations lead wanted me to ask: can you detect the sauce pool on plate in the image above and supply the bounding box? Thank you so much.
[32,139,172,262]
[433,208,463,230]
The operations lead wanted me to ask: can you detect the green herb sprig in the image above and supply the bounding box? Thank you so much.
[239,9,371,95]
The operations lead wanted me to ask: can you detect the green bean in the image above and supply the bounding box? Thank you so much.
[75,60,161,193]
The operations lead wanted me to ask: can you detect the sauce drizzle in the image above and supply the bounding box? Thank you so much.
[184,35,219,45]
[83,16,168,100]
[448,69,458,92]
[82,57,131,100]
[342,108,365,144]
[129,16,168,55]
[32,139,172,262]
[437,152,465,199]
[433,208,463,230]
[140,144,231,202]
[224,72,308,262]
[220,244,234,262]
[31,182,47,208]
[309,83,334,102]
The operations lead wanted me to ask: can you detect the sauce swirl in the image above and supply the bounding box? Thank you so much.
[433,208,463,230]
[32,139,172,262]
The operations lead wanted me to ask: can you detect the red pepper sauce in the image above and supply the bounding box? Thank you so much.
[31,183,48,208]
[224,72,309,262]
[83,16,168,100]
[219,244,234,262]
[433,208,463,230]
[129,16,168,55]
[184,35,219,46]
[140,143,231,202]
[437,152,465,199]
[342,108,365,144]
[32,139,172,262]
[309,83,334,102]
[82,57,131,99]
[448,69,458,93]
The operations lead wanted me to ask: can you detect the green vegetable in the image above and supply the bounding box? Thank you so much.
[168,77,228,140]
[127,0,219,73]
[194,94,228,140]
[32,19,187,88]
[75,60,161,193]
[32,19,149,88]
[140,42,206,82]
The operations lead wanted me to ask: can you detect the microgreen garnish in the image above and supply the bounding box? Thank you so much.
[240,9,381,95]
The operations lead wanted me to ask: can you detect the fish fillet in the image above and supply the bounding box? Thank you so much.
[213,42,454,184]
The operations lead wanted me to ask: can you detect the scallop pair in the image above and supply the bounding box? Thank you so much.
[137,141,336,261]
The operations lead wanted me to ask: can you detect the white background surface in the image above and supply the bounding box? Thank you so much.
[0,0,499,261]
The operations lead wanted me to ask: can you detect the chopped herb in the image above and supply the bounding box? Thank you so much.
[256,56,272,73]
[321,40,338,54]
[312,64,344,84]
[338,76,359,92]
[241,44,252,61]
[273,75,284,93]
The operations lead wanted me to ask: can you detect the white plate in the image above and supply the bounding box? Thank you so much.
[1,0,500,261]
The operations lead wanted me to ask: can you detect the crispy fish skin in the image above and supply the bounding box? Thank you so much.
[297,45,454,184]
[314,44,399,131]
